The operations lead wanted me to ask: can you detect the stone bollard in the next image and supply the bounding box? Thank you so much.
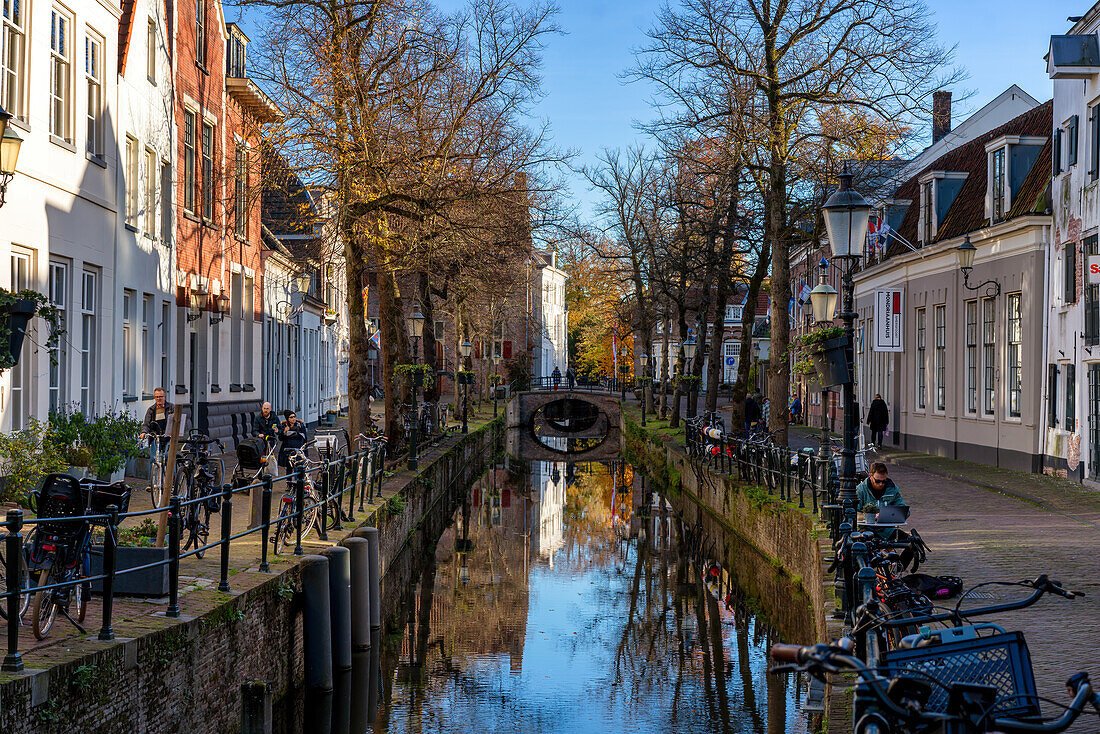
[341,537,371,652]
[301,555,334,693]
[321,545,352,673]
[241,679,273,734]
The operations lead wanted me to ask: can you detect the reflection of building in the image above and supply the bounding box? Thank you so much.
[529,460,565,561]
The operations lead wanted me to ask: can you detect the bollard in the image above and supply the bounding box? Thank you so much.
[99,505,119,640]
[259,475,273,572]
[241,679,273,734]
[2,510,24,672]
[219,484,233,592]
[321,545,352,672]
[341,537,371,652]
[167,496,182,617]
[301,554,334,693]
[362,527,381,630]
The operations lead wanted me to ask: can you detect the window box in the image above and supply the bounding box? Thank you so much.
[810,336,850,388]
[1,299,38,369]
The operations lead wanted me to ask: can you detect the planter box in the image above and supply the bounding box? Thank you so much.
[2,298,37,367]
[90,545,170,596]
[811,336,850,388]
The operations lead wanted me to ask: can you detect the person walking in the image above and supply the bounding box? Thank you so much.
[867,393,889,448]
[551,365,562,390]
[253,401,279,448]
[743,393,761,436]
[759,393,770,430]
[789,396,803,424]
[277,410,308,474]
[566,365,576,390]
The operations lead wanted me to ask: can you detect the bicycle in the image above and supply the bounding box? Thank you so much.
[271,442,322,555]
[0,528,32,621]
[174,432,225,559]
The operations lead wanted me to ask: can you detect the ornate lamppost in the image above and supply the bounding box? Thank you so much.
[639,352,648,427]
[809,258,838,455]
[492,352,502,417]
[683,335,697,416]
[818,170,870,520]
[459,338,472,434]
[407,305,426,470]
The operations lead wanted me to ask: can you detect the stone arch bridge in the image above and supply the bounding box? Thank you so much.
[505,389,622,463]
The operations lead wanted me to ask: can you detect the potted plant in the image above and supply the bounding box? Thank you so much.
[395,363,434,390]
[51,408,141,481]
[0,418,69,505]
[799,326,848,387]
[0,288,63,374]
[90,519,170,597]
[862,503,879,524]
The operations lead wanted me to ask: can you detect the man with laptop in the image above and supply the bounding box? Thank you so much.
[856,462,908,535]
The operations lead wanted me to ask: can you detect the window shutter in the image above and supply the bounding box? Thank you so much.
[1069,115,1079,166]
[503,340,512,359]
[1054,129,1062,176]
[1092,108,1100,182]
[1066,240,1078,304]
[1048,364,1059,427]
[1067,364,1077,433]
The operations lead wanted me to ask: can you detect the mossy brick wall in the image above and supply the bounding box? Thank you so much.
[623,418,831,643]
[0,421,502,734]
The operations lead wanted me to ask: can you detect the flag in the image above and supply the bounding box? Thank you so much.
[797,283,811,305]
[876,220,892,253]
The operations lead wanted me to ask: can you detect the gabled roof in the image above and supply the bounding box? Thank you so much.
[261,144,322,260]
[889,101,1052,257]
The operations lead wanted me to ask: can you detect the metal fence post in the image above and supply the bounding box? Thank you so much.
[329,461,343,532]
[219,484,233,592]
[167,496,182,617]
[318,466,331,542]
[345,456,356,523]
[2,510,24,672]
[98,504,119,640]
[259,475,273,573]
[294,467,305,556]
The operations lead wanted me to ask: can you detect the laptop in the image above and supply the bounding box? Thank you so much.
[875,505,909,524]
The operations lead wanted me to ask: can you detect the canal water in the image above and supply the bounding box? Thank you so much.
[369,457,816,734]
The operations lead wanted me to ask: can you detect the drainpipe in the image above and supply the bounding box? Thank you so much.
[1040,222,1052,471]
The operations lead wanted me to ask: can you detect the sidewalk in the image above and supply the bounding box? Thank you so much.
[790,427,1100,715]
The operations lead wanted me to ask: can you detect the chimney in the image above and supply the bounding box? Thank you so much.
[932,91,952,144]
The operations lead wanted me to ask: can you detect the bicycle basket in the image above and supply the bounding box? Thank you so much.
[235,436,268,471]
[878,631,1040,719]
[82,479,133,515]
[315,433,338,461]
[32,473,86,532]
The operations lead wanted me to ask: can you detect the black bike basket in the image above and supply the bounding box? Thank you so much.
[235,436,268,471]
[82,480,133,515]
[878,631,1040,719]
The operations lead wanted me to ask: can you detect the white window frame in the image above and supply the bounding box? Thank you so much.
[183,109,196,214]
[201,120,214,221]
[160,158,171,243]
[230,270,241,385]
[80,268,97,410]
[85,31,103,159]
[125,136,138,228]
[160,300,170,390]
[2,0,28,121]
[934,304,946,412]
[142,293,154,395]
[915,307,926,411]
[122,289,135,397]
[144,146,157,236]
[9,249,32,429]
[146,17,156,83]
[724,304,743,323]
[965,299,977,415]
[49,6,72,143]
[48,260,68,412]
[1007,292,1022,419]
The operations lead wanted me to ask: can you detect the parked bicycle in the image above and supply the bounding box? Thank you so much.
[173,431,225,559]
[272,441,322,555]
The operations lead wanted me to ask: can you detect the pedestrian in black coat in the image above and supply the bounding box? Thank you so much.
[867,394,889,447]
[278,410,308,473]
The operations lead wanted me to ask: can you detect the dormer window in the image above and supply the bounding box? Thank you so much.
[724,304,743,323]
[984,135,1047,224]
[990,147,1006,222]
[918,171,967,244]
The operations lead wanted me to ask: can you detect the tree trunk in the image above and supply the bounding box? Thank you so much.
[377,265,408,452]
[343,221,371,443]
[731,241,770,433]
[417,271,439,402]
[669,306,688,428]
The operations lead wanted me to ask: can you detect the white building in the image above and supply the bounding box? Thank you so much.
[1044,13,1100,482]
[530,249,567,379]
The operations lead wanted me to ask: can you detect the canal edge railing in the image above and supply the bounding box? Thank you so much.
[0,418,504,734]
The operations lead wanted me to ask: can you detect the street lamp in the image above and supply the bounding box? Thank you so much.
[187,287,207,322]
[618,362,630,402]
[209,292,230,325]
[0,113,23,208]
[406,305,426,471]
[492,352,502,417]
[460,338,472,434]
[683,336,698,416]
[956,235,1002,297]
[640,352,648,427]
[295,271,312,296]
[809,260,838,324]
[821,169,870,523]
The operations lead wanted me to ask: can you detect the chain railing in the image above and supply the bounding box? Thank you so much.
[0,441,389,673]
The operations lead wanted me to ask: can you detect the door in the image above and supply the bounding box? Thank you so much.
[189,332,200,433]
[1089,364,1100,480]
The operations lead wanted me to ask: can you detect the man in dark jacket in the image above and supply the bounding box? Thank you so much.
[743,394,761,436]
[140,388,174,444]
[253,402,279,447]
[867,394,889,447]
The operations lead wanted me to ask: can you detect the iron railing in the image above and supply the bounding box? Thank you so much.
[0,441,388,673]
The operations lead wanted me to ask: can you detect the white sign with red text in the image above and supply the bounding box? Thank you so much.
[873,289,904,352]
[1088,255,1100,284]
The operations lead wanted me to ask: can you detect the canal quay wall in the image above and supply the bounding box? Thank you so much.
[622,417,843,639]
[0,421,502,734]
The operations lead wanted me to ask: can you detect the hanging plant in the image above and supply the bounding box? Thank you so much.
[457,369,475,385]
[395,363,434,391]
[793,358,817,375]
[676,374,701,388]
[488,373,503,385]
[797,326,845,350]
[0,289,64,373]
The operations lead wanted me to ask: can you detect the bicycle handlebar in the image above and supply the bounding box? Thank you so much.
[878,575,1082,629]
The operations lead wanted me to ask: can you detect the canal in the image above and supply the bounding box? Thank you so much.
[277,438,817,733]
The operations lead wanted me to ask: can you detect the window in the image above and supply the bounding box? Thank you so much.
[122,290,134,396]
[48,261,68,413]
[125,137,138,227]
[1067,364,1077,433]
[142,294,154,395]
[724,304,743,322]
[1066,240,1078,304]
[1091,105,1100,182]
[1054,128,1063,176]
[990,148,1006,222]
[183,111,196,213]
[146,18,156,83]
[433,319,444,340]
[326,265,339,311]
[195,0,205,66]
[2,0,28,120]
[921,182,933,241]
[160,301,170,389]
[202,121,214,220]
[234,144,247,237]
[243,275,254,386]
[50,7,71,142]
[144,148,157,236]
[1048,364,1059,428]
[1007,292,1022,418]
[10,250,31,429]
[982,297,995,415]
[227,33,245,77]
[160,160,171,242]
[230,271,241,385]
[965,300,977,414]
[85,33,102,157]
[934,305,946,411]
[916,307,926,410]
[1086,236,1100,345]
[80,269,97,410]
[1068,115,1079,166]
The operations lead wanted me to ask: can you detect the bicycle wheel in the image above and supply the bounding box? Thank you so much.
[272,499,294,555]
[150,457,165,508]
[185,484,212,559]
[300,488,320,540]
[31,562,58,640]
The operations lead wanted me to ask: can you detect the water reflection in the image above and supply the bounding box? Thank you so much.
[374,459,811,734]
